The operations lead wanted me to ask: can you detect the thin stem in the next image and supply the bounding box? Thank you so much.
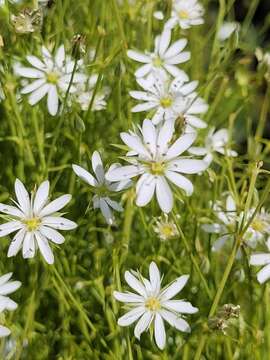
[172,211,212,300]
[120,190,135,264]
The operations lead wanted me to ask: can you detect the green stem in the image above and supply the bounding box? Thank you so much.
[120,190,135,264]
[172,211,212,300]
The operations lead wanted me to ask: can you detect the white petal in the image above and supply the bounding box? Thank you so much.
[179,81,198,95]
[99,198,113,224]
[0,326,11,338]
[0,280,21,296]
[15,67,44,78]
[47,85,59,116]
[39,194,72,217]
[157,120,174,155]
[160,309,191,332]
[26,55,46,70]
[186,116,207,129]
[22,232,35,259]
[226,195,236,212]
[164,64,188,77]
[134,311,153,339]
[55,45,65,68]
[105,198,123,212]
[124,271,147,297]
[113,291,144,303]
[169,159,208,174]
[21,78,46,94]
[92,151,105,183]
[165,133,196,159]
[188,147,208,156]
[201,223,223,233]
[106,165,141,182]
[0,203,24,218]
[72,164,98,187]
[39,225,65,244]
[35,232,54,264]
[212,235,230,252]
[158,29,171,56]
[165,171,193,196]
[41,216,77,230]
[166,52,190,64]
[163,300,198,314]
[120,133,151,159]
[136,174,156,207]
[0,221,23,238]
[28,84,50,105]
[250,253,270,266]
[34,180,50,215]
[118,307,145,326]
[156,176,173,213]
[127,50,151,63]
[161,275,189,301]
[257,264,270,284]
[164,39,188,58]
[135,64,152,78]
[154,313,166,350]
[149,262,161,294]
[14,179,30,215]
[129,91,156,102]
[0,273,13,286]
[131,102,157,113]
[7,228,26,257]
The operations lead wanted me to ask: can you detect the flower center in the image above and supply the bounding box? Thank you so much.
[24,218,41,232]
[150,162,165,175]
[47,71,59,84]
[160,97,173,108]
[145,297,160,311]
[178,10,189,19]
[152,56,163,67]
[250,219,266,233]
[160,224,176,238]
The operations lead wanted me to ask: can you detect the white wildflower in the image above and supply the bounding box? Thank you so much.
[127,28,190,78]
[165,0,204,30]
[114,261,198,350]
[0,179,77,264]
[72,151,130,225]
[106,119,208,213]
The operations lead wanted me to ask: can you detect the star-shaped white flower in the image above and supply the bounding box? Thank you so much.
[106,119,208,213]
[0,272,21,338]
[0,179,77,264]
[73,151,130,225]
[165,0,204,30]
[130,72,208,130]
[189,128,238,164]
[14,45,86,116]
[114,261,198,350]
[127,29,190,78]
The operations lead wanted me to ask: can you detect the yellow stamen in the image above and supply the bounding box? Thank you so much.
[145,297,161,311]
[152,56,163,67]
[150,162,165,175]
[47,72,59,84]
[24,218,41,231]
[160,97,173,108]
[251,219,266,233]
[178,10,189,19]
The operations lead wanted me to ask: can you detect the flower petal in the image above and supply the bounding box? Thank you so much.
[134,311,153,339]
[0,326,11,338]
[14,179,30,215]
[257,264,270,284]
[39,225,65,244]
[92,151,105,184]
[136,174,156,207]
[7,228,26,257]
[0,203,24,218]
[0,221,23,238]
[163,300,198,314]
[41,216,77,230]
[22,232,35,259]
[156,176,173,213]
[72,164,98,187]
[113,291,144,303]
[149,262,161,294]
[169,159,208,174]
[154,313,166,350]
[165,171,193,196]
[127,50,150,63]
[118,307,145,326]
[124,271,147,297]
[34,180,50,215]
[0,280,21,296]
[39,195,72,217]
[35,232,54,265]
[250,253,270,266]
[28,83,50,105]
[106,165,141,182]
[160,309,191,332]
[161,275,189,301]
[47,85,59,116]
[165,133,196,160]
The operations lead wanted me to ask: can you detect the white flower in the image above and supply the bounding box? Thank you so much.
[153,11,164,20]
[0,272,21,338]
[106,119,208,213]
[130,72,208,130]
[217,22,239,41]
[14,45,86,116]
[72,151,130,225]
[165,0,204,30]
[114,261,198,350]
[127,29,190,78]
[189,128,238,164]
[0,179,77,264]
[74,74,110,111]
[153,214,179,241]
[202,195,270,252]
[250,250,270,284]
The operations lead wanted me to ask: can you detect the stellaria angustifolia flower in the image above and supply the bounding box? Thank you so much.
[73,151,130,225]
[250,247,270,284]
[165,0,204,30]
[130,72,208,130]
[153,214,179,241]
[114,261,198,350]
[189,128,238,164]
[127,28,190,78]
[14,45,86,116]
[106,119,208,213]
[0,272,21,338]
[0,179,77,264]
